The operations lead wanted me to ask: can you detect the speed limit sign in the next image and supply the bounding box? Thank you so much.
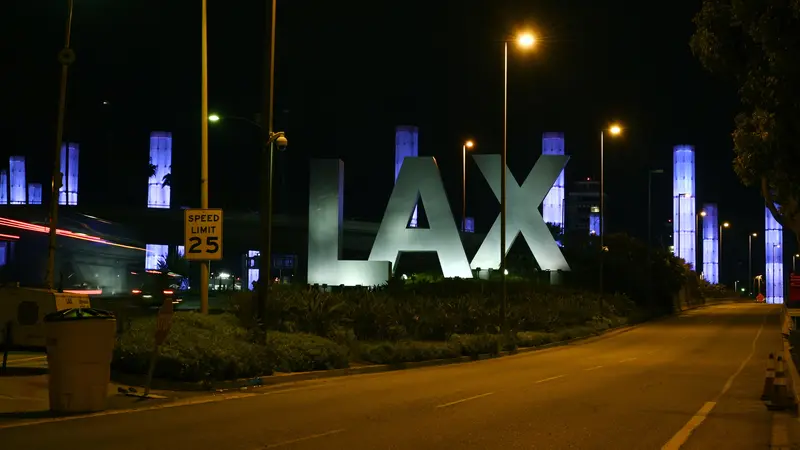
[183,209,223,261]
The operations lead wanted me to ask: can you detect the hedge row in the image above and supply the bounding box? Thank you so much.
[228,280,636,343]
[113,311,629,382]
[113,313,350,382]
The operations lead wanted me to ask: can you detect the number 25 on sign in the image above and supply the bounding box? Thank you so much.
[184,209,223,261]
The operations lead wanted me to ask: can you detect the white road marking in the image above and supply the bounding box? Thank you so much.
[619,357,637,363]
[535,375,565,383]
[436,392,494,408]
[661,317,765,450]
[584,366,603,371]
[263,429,345,448]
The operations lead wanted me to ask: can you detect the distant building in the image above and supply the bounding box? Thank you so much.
[567,178,605,235]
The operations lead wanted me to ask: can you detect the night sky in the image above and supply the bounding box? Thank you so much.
[3,1,785,282]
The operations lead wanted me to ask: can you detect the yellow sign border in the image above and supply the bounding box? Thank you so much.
[183,208,223,261]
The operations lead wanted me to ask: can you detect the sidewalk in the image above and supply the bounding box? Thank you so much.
[0,352,203,423]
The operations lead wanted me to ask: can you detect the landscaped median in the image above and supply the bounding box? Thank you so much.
[111,280,640,391]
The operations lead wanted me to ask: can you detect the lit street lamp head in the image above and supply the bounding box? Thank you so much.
[700,211,706,217]
[722,222,730,228]
[208,114,220,123]
[608,124,622,136]
[516,32,536,48]
[465,140,474,149]
[753,233,758,237]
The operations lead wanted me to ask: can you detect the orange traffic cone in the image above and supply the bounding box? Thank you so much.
[761,353,776,400]
[767,356,791,411]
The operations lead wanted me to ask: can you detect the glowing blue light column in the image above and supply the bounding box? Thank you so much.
[673,146,696,269]
[148,132,172,209]
[245,250,260,290]
[701,203,719,284]
[0,171,7,205]
[9,157,26,205]
[28,183,43,205]
[59,142,79,205]
[145,244,169,270]
[542,132,565,230]
[765,206,784,304]
[395,126,418,227]
[589,211,600,236]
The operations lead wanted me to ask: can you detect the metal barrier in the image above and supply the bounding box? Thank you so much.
[780,304,800,411]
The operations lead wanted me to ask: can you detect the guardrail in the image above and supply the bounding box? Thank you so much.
[780,304,800,412]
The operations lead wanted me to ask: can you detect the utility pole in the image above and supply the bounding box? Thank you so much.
[258,0,278,328]
[199,0,210,314]
[46,0,75,290]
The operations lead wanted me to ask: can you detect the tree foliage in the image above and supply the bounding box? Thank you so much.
[690,0,800,243]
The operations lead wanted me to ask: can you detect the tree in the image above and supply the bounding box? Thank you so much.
[690,0,800,244]
[162,173,172,188]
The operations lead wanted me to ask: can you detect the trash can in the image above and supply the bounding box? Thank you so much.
[44,308,116,413]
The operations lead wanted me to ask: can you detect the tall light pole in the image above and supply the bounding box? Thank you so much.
[208,112,286,320]
[794,253,799,273]
[647,169,664,249]
[258,0,280,328]
[749,233,757,295]
[719,221,730,285]
[599,124,622,300]
[646,169,663,308]
[198,0,210,313]
[500,31,535,332]
[46,0,76,290]
[698,210,706,277]
[462,140,474,232]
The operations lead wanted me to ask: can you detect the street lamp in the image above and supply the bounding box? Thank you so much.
[647,169,664,248]
[646,168,663,307]
[749,233,757,295]
[462,140,474,232]
[199,0,210,313]
[719,221,729,284]
[46,0,76,290]
[794,253,799,273]
[259,0,281,329]
[209,113,287,319]
[599,123,622,299]
[755,274,763,296]
[500,30,536,332]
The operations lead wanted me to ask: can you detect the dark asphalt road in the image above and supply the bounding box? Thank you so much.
[0,303,782,449]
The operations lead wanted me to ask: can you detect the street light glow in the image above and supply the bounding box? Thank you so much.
[723,222,730,228]
[208,114,220,122]
[753,233,758,237]
[700,211,707,217]
[517,32,536,48]
[465,140,474,149]
[609,124,622,136]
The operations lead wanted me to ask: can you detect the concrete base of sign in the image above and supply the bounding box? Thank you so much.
[549,271,564,286]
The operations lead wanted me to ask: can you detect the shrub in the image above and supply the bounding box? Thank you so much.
[449,333,515,357]
[265,331,350,372]
[516,331,557,347]
[358,340,461,365]
[113,313,274,383]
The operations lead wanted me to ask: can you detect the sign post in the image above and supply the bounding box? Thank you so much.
[143,294,174,397]
[184,208,223,314]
